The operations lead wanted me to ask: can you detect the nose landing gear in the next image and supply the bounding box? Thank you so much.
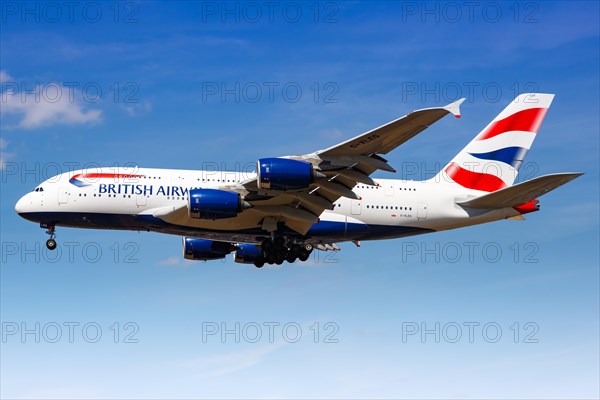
[46,238,57,250]
[43,224,57,250]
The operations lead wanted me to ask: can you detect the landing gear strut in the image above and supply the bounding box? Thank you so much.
[44,225,57,250]
[257,237,313,267]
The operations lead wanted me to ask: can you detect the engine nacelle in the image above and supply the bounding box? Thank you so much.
[183,238,237,261]
[257,157,314,191]
[233,243,264,264]
[189,188,246,219]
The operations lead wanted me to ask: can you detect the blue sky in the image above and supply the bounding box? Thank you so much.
[1,1,598,398]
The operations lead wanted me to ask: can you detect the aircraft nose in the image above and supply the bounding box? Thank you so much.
[15,194,30,215]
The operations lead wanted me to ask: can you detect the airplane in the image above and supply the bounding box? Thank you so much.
[15,93,582,268]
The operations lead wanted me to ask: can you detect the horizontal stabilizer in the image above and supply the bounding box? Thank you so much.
[457,172,583,209]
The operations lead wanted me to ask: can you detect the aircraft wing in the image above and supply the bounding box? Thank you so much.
[234,99,465,235]
[152,99,465,235]
[317,98,465,157]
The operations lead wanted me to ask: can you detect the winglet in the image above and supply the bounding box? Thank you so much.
[443,98,465,118]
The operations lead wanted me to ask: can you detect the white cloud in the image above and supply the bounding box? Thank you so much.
[157,256,181,266]
[122,100,152,117]
[0,138,15,170]
[0,70,14,84]
[0,71,102,129]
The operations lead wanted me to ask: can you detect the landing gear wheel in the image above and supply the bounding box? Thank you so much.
[275,247,287,258]
[261,239,274,252]
[298,250,310,262]
[46,238,57,250]
[275,256,284,265]
[44,224,57,250]
[303,243,313,252]
[274,236,285,248]
[266,253,277,265]
[254,258,265,268]
[290,244,301,256]
[286,254,297,263]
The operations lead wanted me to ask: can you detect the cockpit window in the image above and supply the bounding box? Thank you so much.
[33,187,44,192]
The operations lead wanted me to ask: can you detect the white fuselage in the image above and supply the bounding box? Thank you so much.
[15,167,521,244]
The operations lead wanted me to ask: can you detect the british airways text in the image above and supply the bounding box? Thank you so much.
[98,184,189,197]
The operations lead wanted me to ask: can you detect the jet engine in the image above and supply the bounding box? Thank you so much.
[233,243,264,264]
[188,188,249,219]
[257,158,319,190]
[182,238,237,261]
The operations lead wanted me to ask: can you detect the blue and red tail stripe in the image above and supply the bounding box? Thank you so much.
[468,146,529,170]
[445,162,507,192]
[476,107,548,141]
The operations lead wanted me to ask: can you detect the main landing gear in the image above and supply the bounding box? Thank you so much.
[254,237,313,268]
[43,224,57,250]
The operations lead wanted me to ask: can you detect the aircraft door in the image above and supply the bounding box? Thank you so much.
[417,202,427,219]
[171,173,185,198]
[171,173,183,187]
[136,192,147,207]
[351,199,362,215]
[57,187,69,205]
[384,182,394,196]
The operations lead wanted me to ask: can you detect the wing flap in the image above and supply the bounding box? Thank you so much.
[253,205,319,224]
[284,219,315,235]
[457,172,583,209]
